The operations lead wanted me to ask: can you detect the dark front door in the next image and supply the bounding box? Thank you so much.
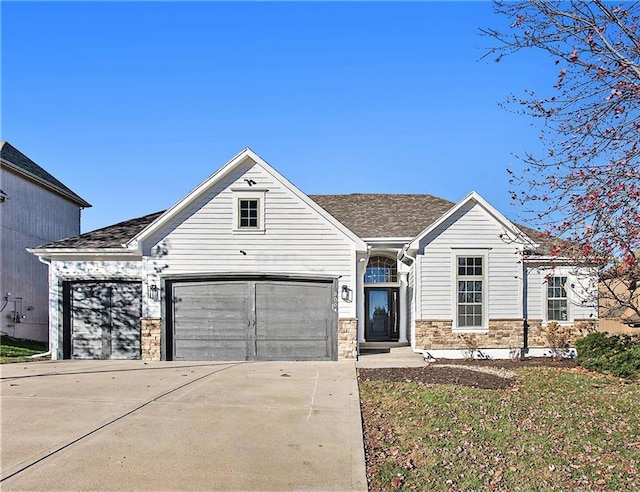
[365,287,399,341]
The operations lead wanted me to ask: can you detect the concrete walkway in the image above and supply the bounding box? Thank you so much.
[356,346,428,368]
[1,360,367,491]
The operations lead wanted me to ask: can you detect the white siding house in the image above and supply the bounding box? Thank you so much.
[1,142,90,342]
[31,148,598,360]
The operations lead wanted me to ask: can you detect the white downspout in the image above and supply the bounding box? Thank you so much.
[397,244,419,351]
[398,272,408,343]
[31,254,53,359]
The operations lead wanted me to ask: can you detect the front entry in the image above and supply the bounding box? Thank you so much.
[365,287,399,341]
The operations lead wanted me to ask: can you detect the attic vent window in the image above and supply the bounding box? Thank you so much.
[239,199,259,228]
[231,188,266,234]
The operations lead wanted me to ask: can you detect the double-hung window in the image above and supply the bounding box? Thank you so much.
[547,276,568,321]
[456,256,484,328]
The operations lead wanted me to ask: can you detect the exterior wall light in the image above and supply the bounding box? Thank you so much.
[148,284,160,301]
[341,285,352,302]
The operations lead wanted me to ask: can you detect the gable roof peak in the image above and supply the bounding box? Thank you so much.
[127,148,368,251]
[0,141,91,208]
[407,189,536,251]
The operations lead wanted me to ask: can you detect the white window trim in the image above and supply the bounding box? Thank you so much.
[451,249,489,332]
[231,189,267,234]
[542,270,572,325]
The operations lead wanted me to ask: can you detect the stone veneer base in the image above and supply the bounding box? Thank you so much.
[338,318,358,359]
[415,318,597,353]
[141,317,161,361]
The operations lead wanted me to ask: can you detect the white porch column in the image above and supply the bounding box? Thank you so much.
[356,256,367,342]
[398,271,408,343]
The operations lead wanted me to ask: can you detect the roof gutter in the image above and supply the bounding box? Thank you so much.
[523,255,599,268]
[397,243,417,265]
[28,247,143,260]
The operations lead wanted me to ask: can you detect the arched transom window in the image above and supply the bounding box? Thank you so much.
[365,256,398,283]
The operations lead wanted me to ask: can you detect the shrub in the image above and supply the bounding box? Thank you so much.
[458,334,480,360]
[575,332,640,379]
[542,321,575,360]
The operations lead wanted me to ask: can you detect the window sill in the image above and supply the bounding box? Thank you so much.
[452,328,489,334]
[542,320,573,326]
[232,229,265,235]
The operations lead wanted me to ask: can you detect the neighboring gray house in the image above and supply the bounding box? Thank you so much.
[31,148,597,360]
[1,142,90,341]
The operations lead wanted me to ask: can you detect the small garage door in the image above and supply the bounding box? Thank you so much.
[169,278,337,361]
[63,282,142,360]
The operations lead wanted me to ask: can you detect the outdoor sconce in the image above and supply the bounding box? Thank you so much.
[148,284,160,301]
[341,285,352,302]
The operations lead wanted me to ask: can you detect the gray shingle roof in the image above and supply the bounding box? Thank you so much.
[39,211,165,249]
[309,194,455,238]
[0,141,91,207]
[38,193,557,255]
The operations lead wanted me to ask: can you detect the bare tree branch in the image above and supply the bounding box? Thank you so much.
[482,1,640,321]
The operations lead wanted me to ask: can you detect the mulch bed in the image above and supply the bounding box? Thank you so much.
[358,358,578,390]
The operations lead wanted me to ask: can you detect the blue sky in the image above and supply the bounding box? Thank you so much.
[2,1,554,233]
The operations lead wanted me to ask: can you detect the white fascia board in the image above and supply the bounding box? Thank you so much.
[28,247,142,260]
[363,237,413,242]
[128,148,368,252]
[164,271,338,282]
[524,255,597,268]
[408,190,536,250]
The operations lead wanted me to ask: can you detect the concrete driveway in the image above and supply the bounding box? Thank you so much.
[1,360,367,491]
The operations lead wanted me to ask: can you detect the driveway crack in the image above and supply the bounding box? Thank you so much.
[0,363,245,483]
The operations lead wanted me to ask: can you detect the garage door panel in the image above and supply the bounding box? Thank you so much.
[171,279,336,361]
[255,282,332,337]
[72,337,104,360]
[257,339,330,361]
[172,281,250,361]
[109,286,142,359]
[68,282,142,360]
[71,284,106,359]
[255,281,334,361]
[175,340,250,361]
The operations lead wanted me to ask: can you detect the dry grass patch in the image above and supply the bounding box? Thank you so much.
[359,366,640,491]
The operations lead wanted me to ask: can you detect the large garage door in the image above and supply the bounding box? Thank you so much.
[63,282,142,360]
[169,279,337,361]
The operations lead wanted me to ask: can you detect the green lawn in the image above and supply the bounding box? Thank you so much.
[0,335,49,363]
[359,367,640,491]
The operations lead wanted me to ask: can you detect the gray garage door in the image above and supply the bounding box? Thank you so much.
[170,279,337,361]
[65,282,142,360]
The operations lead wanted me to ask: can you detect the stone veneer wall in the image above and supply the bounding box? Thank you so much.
[526,318,597,347]
[338,318,358,359]
[141,317,161,361]
[415,320,522,350]
[415,318,597,351]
